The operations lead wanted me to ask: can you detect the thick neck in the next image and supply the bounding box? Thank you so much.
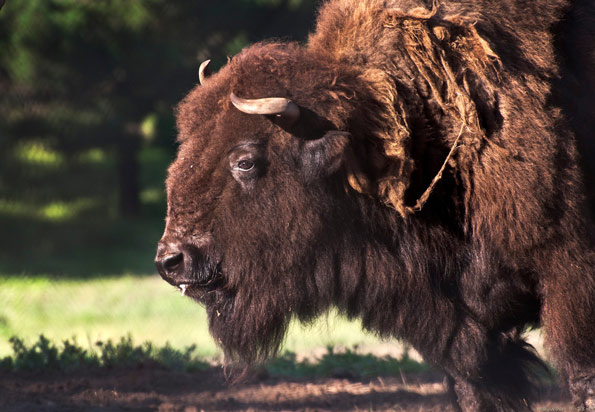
[307,193,462,334]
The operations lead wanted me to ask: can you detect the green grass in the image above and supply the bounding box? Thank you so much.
[0,275,390,359]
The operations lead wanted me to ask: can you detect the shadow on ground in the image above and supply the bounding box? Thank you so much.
[0,366,573,412]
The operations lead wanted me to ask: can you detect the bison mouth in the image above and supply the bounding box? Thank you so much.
[175,263,224,296]
[155,242,224,297]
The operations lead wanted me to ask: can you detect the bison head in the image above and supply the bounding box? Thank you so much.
[155,43,402,364]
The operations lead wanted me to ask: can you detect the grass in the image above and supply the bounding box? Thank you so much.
[0,275,213,358]
[0,275,392,359]
[0,275,424,378]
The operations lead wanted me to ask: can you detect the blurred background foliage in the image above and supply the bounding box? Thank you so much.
[0,0,394,358]
[0,0,317,277]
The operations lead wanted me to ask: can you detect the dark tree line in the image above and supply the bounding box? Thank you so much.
[0,0,316,217]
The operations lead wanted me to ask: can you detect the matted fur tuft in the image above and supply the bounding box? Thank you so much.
[309,0,503,216]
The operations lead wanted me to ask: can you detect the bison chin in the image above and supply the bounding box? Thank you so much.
[201,286,292,365]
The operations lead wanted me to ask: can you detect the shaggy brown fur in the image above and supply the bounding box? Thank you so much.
[156,1,595,411]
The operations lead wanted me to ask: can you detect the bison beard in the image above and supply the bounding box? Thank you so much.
[156,0,595,411]
[203,288,290,365]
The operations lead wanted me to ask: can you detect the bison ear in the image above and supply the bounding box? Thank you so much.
[297,131,351,181]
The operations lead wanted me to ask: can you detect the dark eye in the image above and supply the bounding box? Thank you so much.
[236,159,255,171]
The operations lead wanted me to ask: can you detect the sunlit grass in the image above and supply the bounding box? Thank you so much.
[0,275,386,359]
[0,275,213,357]
[140,187,164,204]
[141,113,158,140]
[0,198,97,221]
[14,141,64,167]
[77,148,106,163]
[40,199,96,221]
[0,199,37,218]
[41,202,72,220]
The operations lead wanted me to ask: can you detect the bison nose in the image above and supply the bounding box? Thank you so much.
[155,243,185,282]
[161,253,183,273]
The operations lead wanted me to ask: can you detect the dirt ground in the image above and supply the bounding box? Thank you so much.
[0,366,577,412]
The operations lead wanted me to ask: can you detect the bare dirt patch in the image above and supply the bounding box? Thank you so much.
[0,366,574,411]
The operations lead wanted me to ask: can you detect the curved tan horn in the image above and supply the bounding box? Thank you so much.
[230,93,300,127]
[198,60,212,85]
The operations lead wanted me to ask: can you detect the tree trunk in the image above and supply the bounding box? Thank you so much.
[116,134,140,218]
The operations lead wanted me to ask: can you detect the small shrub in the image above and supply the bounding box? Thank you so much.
[0,335,208,372]
[98,336,152,369]
[3,336,99,371]
[266,346,429,379]
[9,336,59,370]
[0,355,13,370]
[1,335,429,378]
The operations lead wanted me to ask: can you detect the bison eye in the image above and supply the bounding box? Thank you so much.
[235,159,255,171]
[228,142,266,187]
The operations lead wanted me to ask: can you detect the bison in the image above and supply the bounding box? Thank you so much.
[155,0,595,411]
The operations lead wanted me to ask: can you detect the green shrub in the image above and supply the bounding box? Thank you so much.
[3,335,98,371]
[1,335,429,379]
[1,335,209,372]
[266,346,429,379]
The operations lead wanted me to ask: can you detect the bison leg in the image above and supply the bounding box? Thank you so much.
[444,375,463,412]
[450,342,539,412]
[539,248,595,409]
[443,375,497,412]
[435,319,541,412]
[436,251,544,411]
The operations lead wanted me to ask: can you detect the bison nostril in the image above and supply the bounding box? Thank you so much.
[162,253,184,272]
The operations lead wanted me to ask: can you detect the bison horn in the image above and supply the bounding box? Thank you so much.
[230,93,300,127]
[199,60,212,85]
